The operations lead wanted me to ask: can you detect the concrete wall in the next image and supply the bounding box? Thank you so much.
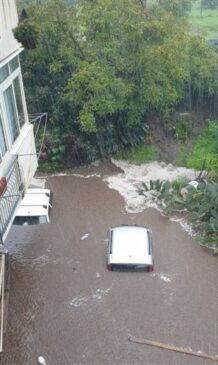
[0,0,20,62]
[15,125,38,189]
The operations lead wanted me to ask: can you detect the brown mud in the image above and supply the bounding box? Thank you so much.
[148,112,208,163]
[0,161,217,365]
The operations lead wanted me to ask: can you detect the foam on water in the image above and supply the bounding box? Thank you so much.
[69,288,111,308]
[151,272,172,283]
[104,160,197,212]
[170,217,196,237]
[103,159,199,236]
[33,160,199,238]
[51,173,101,178]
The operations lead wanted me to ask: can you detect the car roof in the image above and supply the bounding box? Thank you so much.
[15,189,51,217]
[20,189,51,207]
[15,205,48,217]
[110,226,151,264]
[26,188,51,195]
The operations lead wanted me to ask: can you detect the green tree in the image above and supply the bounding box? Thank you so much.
[14,0,217,165]
[202,0,218,9]
[157,0,195,16]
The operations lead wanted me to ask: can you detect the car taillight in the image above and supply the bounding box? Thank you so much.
[107,263,113,271]
[147,265,153,272]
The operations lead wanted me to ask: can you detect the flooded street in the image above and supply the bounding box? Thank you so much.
[0,161,217,365]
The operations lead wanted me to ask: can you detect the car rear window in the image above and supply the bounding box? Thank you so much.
[112,264,150,272]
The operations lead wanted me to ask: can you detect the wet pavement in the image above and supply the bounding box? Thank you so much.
[0,161,217,365]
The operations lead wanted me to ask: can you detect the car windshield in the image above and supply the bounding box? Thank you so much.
[13,215,48,226]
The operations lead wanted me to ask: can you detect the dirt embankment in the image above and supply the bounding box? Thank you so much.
[147,111,208,163]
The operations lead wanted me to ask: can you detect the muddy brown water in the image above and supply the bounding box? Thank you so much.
[0,162,217,365]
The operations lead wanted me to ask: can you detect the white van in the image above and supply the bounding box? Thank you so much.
[107,225,154,272]
[13,188,53,225]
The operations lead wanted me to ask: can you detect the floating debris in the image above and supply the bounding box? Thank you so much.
[128,337,218,361]
[80,233,90,240]
[37,356,47,365]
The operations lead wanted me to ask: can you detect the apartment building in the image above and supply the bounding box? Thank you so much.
[0,0,38,350]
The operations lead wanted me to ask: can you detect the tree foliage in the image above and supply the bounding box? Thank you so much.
[157,0,194,16]
[14,0,218,165]
[202,0,218,9]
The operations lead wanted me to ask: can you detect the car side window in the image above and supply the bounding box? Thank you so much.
[148,230,152,255]
[108,230,113,254]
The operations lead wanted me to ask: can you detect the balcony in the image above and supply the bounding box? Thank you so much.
[0,155,24,243]
[0,114,46,243]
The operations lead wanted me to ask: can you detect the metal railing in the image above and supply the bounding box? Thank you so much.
[0,156,23,243]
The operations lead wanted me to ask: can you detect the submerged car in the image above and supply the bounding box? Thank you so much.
[107,225,153,272]
[13,188,53,225]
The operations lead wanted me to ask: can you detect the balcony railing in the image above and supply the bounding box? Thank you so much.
[0,156,24,243]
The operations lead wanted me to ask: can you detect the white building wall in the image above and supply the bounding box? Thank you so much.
[14,125,38,189]
[0,0,38,243]
[0,0,38,184]
[0,0,21,62]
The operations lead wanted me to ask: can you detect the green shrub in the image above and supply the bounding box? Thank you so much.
[13,20,40,49]
[173,116,192,143]
[139,179,218,253]
[115,142,156,162]
[187,120,218,179]
[185,184,218,252]
[174,146,189,166]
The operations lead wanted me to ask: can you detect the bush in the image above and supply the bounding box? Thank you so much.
[115,142,156,162]
[185,184,218,252]
[13,20,40,49]
[187,120,218,179]
[138,179,218,253]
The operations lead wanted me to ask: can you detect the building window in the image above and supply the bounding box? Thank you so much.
[13,77,25,128]
[0,55,28,152]
[3,85,20,144]
[9,56,19,73]
[0,64,9,84]
[0,114,7,160]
